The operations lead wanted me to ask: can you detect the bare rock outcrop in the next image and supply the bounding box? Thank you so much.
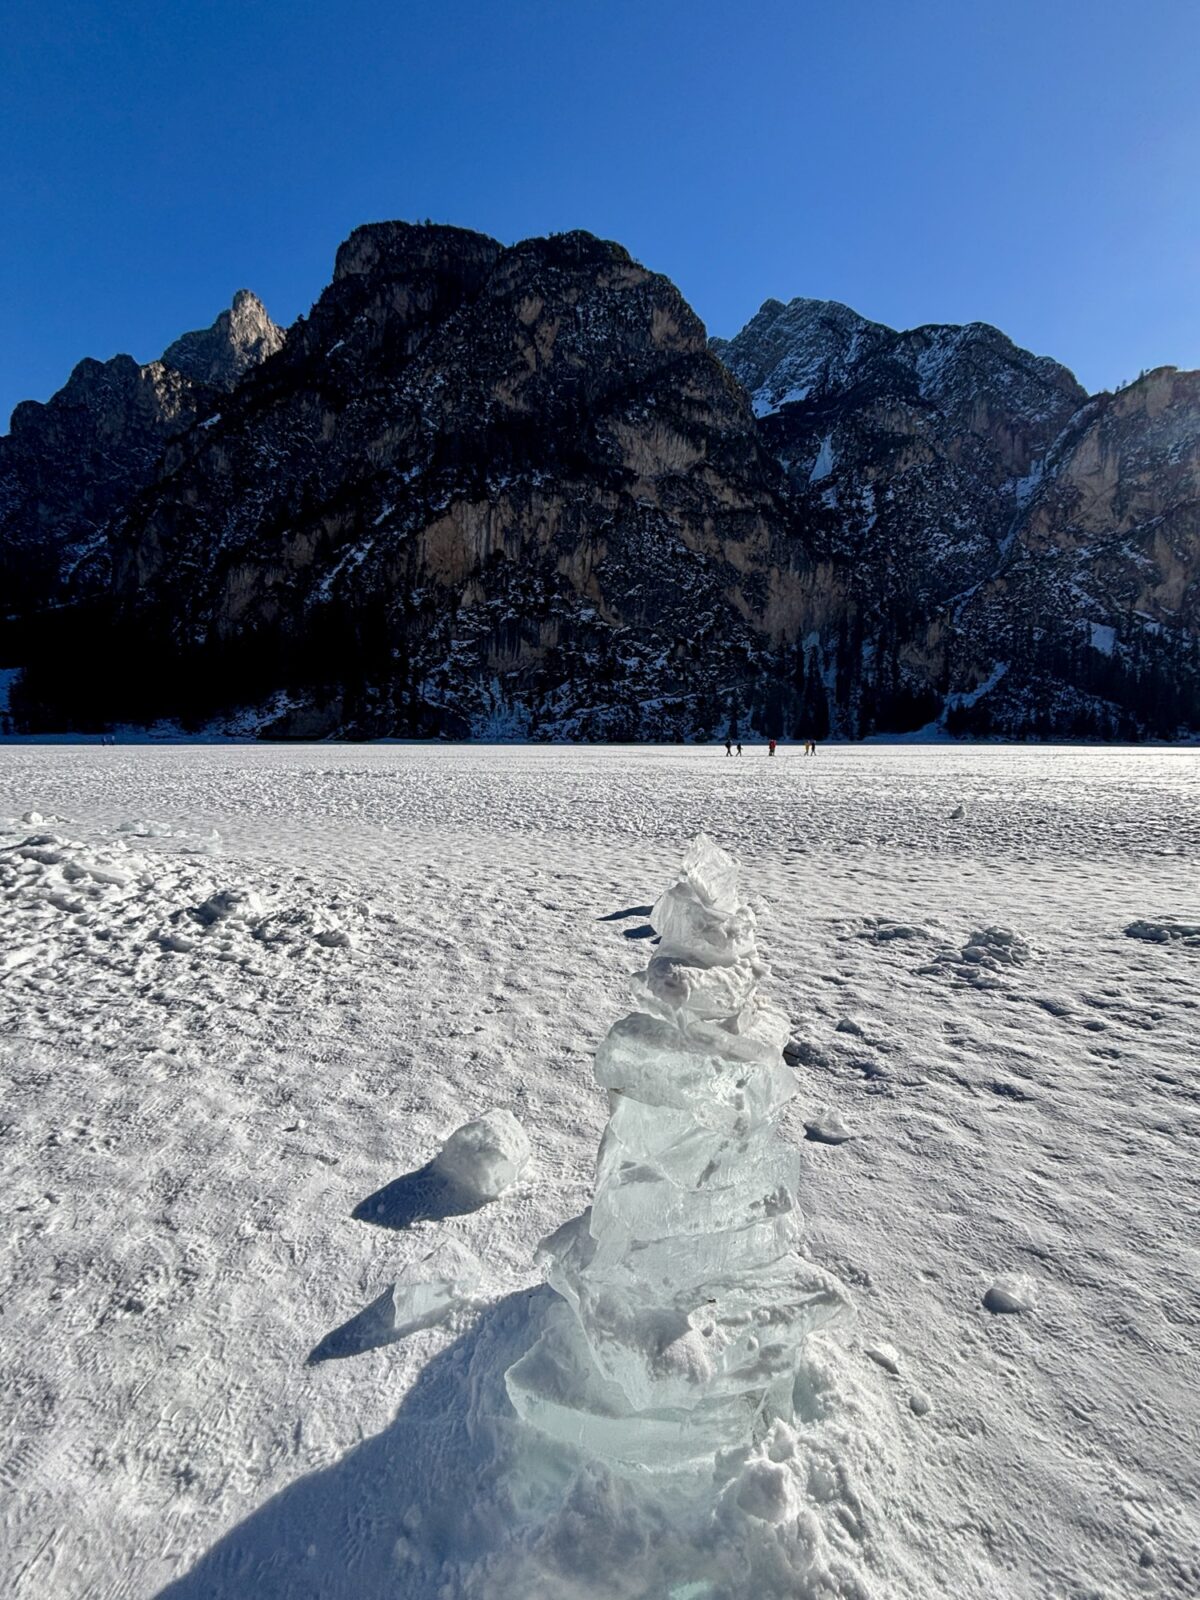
[162,289,285,390]
[3,228,1198,740]
[0,290,283,627]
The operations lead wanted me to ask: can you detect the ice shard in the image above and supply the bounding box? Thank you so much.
[505,834,849,1474]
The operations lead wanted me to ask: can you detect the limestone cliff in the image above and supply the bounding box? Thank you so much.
[949,367,1200,736]
[0,291,283,625]
[42,226,798,737]
[3,229,1197,741]
[161,289,285,390]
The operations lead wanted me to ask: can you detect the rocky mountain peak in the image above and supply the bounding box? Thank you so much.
[1,288,286,624]
[888,321,1085,417]
[331,220,502,282]
[161,289,285,390]
[711,296,892,416]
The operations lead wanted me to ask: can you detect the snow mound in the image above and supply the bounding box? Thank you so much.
[960,926,1031,970]
[434,1109,532,1200]
[0,816,366,1044]
[919,924,1033,989]
[857,916,930,943]
[1124,918,1200,947]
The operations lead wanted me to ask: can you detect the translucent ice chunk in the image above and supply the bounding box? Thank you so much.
[591,1131,802,1241]
[506,1302,761,1470]
[680,833,741,912]
[630,954,764,1022]
[601,1099,768,1189]
[505,833,852,1478]
[594,1014,795,1127]
[650,883,758,967]
[389,1244,481,1328]
[315,1235,485,1360]
[561,1254,849,1412]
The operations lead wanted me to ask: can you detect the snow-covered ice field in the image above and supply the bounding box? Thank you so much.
[1,743,1197,1599]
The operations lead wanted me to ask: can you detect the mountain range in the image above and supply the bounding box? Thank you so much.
[2,223,1196,740]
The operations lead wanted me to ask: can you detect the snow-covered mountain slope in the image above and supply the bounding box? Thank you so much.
[709,297,895,415]
[717,301,1087,608]
[1,742,1197,1596]
[714,298,1082,431]
[713,299,1199,738]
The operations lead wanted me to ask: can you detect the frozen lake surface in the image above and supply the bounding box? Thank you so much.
[1,744,1198,1597]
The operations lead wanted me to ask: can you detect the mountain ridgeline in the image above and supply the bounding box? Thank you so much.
[2,224,1197,740]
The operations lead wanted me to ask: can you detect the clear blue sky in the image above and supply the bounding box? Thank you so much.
[2,0,1197,425]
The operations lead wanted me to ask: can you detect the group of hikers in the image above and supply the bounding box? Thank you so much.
[724,737,818,756]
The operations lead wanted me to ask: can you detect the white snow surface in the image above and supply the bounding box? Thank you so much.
[1,742,1198,1599]
[809,432,836,483]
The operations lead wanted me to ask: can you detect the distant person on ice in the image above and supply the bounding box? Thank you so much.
[768,738,777,756]
[736,741,743,756]
[725,738,732,756]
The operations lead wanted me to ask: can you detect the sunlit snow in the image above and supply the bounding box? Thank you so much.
[1,742,1197,1598]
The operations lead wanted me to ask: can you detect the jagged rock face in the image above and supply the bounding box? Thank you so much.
[709,298,1200,738]
[3,232,1198,740]
[0,292,282,623]
[711,297,893,415]
[102,225,796,738]
[948,367,1200,737]
[717,303,1087,621]
[0,355,204,620]
[1019,367,1200,587]
[161,290,285,389]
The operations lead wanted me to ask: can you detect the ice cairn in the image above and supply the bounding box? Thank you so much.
[505,833,850,1477]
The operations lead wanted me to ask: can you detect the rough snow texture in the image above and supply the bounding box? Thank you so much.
[1,742,1198,1599]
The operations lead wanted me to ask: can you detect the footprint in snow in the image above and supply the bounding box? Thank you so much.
[865,1343,901,1376]
[804,1113,853,1145]
[983,1273,1037,1315]
[960,927,1031,970]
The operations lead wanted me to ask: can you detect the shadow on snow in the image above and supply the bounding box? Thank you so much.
[351,1162,486,1231]
[155,1288,554,1600]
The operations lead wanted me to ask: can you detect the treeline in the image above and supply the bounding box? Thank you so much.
[7,591,1198,743]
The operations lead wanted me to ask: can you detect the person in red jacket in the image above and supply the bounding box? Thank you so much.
[768,738,777,756]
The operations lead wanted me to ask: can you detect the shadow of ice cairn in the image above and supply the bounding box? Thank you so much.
[506,833,849,1474]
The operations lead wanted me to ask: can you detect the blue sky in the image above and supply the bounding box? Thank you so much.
[2,0,1197,424]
